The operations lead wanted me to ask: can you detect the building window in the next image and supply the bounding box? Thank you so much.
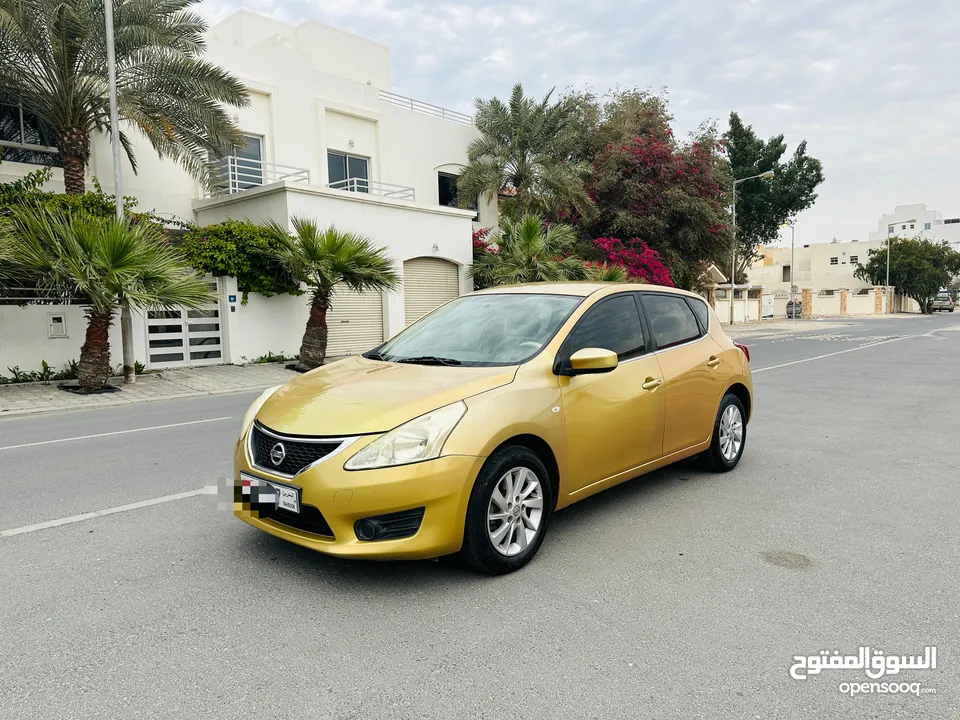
[818,289,835,297]
[782,265,791,282]
[910,223,915,229]
[924,222,931,230]
[888,225,894,234]
[850,255,858,264]
[212,135,262,193]
[438,171,478,215]
[901,224,906,230]
[829,257,838,265]
[327,151,369,192]
[0,102,60,166]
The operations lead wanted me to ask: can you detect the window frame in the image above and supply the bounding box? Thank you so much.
[638,291,707,353]
[829,257,839,265]
[327,150,370,192]
[554,292,649,375]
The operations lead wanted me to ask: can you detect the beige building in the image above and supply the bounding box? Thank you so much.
[748,238,886,297]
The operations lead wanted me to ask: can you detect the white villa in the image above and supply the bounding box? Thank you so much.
[0,10,495,372]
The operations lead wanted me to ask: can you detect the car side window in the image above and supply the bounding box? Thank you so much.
[643,294,702,350]
[685,297,710,332]
[564,294,646,361]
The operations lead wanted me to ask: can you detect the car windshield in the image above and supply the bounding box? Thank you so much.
[368,293,583,366]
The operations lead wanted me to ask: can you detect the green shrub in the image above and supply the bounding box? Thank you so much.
[178,219,302,303]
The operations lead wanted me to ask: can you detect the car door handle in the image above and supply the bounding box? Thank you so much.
[707,356,721,368]
[641,377,663,391]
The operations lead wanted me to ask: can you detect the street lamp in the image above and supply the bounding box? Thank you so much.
[783,219,796,319]
[729,170,775,324]
[103,0,135,384]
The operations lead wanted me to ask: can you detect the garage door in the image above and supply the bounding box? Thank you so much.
[326,286,384,357]
[403,257,460,325]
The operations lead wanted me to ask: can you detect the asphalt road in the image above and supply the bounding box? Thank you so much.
[2,313,958,719]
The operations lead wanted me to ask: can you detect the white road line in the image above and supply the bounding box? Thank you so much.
[752,335,914,374]
[0,486,218,538]
[0,416,233,451]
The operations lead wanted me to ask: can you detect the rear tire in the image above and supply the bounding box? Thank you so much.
[700,393,747,472]
[460,446,552,575]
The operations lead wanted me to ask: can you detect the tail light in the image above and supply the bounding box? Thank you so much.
[734,343,750,362]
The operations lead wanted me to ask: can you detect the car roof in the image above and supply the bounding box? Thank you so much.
[471,282,703,300]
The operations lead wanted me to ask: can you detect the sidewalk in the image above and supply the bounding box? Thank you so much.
[0,362,298,417]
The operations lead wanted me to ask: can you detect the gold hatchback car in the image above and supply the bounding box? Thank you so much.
[234,283,753,574]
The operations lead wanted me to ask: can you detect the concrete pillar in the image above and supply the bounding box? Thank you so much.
[706,286,716,308]
[757,293,763,320]
[874,288,883,314]
[801,288,813,319]
[840,288,848,316]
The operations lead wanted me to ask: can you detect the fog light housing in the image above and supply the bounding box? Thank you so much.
[353,507,426,542]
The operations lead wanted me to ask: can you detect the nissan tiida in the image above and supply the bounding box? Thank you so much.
[234,283,753,574]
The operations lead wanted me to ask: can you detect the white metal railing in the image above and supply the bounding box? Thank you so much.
[326,177,416,201]
[206,156,309,197]
[379,90,473,126]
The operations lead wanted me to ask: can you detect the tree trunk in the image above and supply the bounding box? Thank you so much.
[58,127,90,195]
[61,153,87,195]
[78,309,115,390]
[297,291,330,371]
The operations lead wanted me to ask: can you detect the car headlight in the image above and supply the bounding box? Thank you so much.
[344,401,467,470]
[241,385,282,433]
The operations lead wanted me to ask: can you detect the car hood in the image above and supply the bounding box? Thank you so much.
[255,356,517,436]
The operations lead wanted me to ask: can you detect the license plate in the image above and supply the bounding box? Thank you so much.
[267,482,300,514]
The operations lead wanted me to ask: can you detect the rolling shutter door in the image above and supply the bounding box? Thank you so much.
[325,286,384,357]
[403,258,460,325]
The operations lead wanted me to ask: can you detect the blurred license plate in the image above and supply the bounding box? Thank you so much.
[267,482,300,514]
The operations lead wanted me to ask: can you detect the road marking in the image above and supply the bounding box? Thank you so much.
[0,486,218,538]
[0,416,233,451]
[752,335,914,374]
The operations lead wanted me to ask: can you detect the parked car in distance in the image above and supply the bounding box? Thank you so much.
[932,294,954,312]
[234,283,753,574]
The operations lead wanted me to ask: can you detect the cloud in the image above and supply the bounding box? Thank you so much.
[196,0,960,243]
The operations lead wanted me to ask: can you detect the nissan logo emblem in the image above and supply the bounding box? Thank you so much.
[269,442,286,466]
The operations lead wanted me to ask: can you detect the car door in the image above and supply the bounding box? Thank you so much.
[558,293,666,494]
[640,292,727,457]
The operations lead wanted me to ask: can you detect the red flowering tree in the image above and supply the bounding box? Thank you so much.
[574,91,732,289]
[594,237,673,286]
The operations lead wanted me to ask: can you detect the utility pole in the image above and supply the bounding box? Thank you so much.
[729,170,775,324]
[104,0,135,384]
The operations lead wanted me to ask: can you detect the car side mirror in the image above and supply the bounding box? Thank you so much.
[568,348,618,375]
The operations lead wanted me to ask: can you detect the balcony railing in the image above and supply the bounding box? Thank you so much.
[379,91,473,126]
[206,156,309,197]
[326,178,416,201]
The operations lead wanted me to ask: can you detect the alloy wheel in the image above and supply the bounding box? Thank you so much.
[487,466,544,556]
[719,404,743,462]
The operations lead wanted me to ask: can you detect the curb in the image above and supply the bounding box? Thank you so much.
[0,382,281,419]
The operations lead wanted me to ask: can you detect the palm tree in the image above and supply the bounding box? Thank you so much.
[0,0,248,194]
[264,218,400,371]
[0,209,215,390]
[586,262,628,283]
[458,83,593,222]
[471,214,588,288]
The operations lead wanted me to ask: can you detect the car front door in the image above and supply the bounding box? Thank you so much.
[640,293,727,457]
[558,293,666,494]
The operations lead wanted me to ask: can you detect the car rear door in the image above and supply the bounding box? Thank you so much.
[558,293,666,493]
[639,292,727,457]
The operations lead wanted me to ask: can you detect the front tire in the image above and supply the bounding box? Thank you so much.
[460,446,552,575]
[700,393,747,472]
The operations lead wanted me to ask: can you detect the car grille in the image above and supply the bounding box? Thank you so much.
[258,503,335,538]
[250,422,342,477]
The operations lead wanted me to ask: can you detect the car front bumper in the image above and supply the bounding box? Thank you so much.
[233,432,484,560]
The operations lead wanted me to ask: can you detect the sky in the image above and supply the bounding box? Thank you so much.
[196,0,959,247]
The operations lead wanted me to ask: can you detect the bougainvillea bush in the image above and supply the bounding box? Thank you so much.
[594,237,673,286]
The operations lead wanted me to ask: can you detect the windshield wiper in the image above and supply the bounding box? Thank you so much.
[395,355,462,366]
[364,351,391,361]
